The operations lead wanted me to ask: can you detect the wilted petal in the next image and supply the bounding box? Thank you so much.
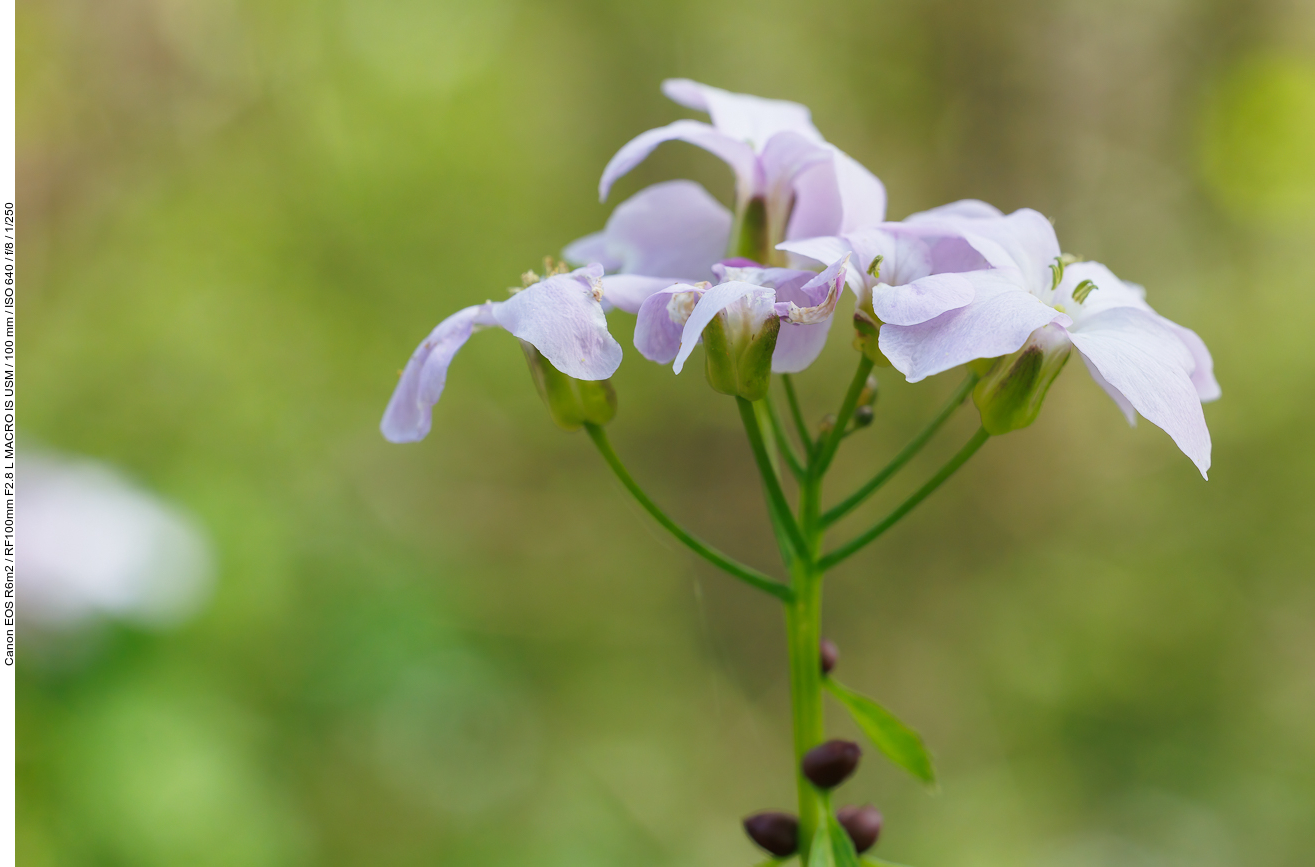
[872,272,977,326]
[786,147,888,239]
[661,78,822,148]
[879,270,1069,382]
[635,284,704,364]
[1069,306,1211,478]
[673,281,776,374]
[381,302,498,443]
[565,180,732,289]
[599,120,758,202]
[770,257,847,373]
[493,268,623,380]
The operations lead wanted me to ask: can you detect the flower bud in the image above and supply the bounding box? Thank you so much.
[742,811,798,857]
[972,323,1072,436]
[802,739,861,789]
[820,638,839,675]
[520,341,617,431]
[701,295,781,402]
[836,804,883,853]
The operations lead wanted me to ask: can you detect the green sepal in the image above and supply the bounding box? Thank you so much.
[861,859,914,867]
[520,341,617,431]
[825,807,863,867]
[825,678,936,786]
[852,296,892,366]
[702,309,781,401]
[971,326,1071,436]
[807,814,835,867]
[730,196,770,263]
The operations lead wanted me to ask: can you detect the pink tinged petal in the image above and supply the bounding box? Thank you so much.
[785,147,888,240]
[1068,307,1212,478]
[567,180,732,285]
[872,272,977,326]
[600,274,681,314]
[759,131,832,206]
[661,78,822,148]
[599,120,758,202]
[381,303,498,443]
[673,281,776,374]
[493,271,622,380]
[878,270,1070,383]
[1163,320,1221,402]
[635,284,705,364]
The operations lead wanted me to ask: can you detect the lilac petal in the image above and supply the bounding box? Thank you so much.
[561,231,620,272]
[660,78,822,148]
[566,180,732,287]
[845,226,935,286]
[599,120,758,203]
[785,146,888,240]
[872,272,977,326]
[600,274,681,315]
[1056,261,1151,319]
[381,302,498,443]
[959,209,1061,294]
[673,281,776,374]
[635,284,704,364]
[1069,307,1211,478]
[773,318,833,373]
[760,131,833,205]
[878,270,1069,382]
[493,269,622,380]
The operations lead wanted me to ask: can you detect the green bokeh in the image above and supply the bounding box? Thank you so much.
[17,1,1315,865]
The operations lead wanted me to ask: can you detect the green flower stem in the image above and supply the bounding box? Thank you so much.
[821,372,979,529]
[585,423,794,602]
[781,374,813,453]
[818,426,991,572]
[812,356,876,479]
[762,392,806,480]
[785,561,825,859]
[737,396,810,561]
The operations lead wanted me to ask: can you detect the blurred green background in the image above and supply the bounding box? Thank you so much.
[16,0,1315,864]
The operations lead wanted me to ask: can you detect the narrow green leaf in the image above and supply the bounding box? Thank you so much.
[826,810,863,867]
[825,678,936,785]
[807,823,835,867]
[860,858,913,867]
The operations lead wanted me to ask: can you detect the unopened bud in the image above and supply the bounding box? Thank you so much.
[820,638,839,675]
[521,341,617,431]
[972,323,1071,436]
[701,296,781,402]
[742,811,798,857]
[802,739,861,789]
[836,804,883,853]
[852,406,874,428]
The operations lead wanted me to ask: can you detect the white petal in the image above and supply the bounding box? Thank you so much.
[786,146,887,239]
[872,272,976,326]
[905,199,1004,221]
[1069,307,1211,478]
[661,78,822,149]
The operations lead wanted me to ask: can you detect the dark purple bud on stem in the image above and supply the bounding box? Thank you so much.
[836,804,883,853]
[742,811,798,857]
[802,739,861,789]
[820,638,839,675]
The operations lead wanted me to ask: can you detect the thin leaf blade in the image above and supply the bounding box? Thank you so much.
[825,678,936,785]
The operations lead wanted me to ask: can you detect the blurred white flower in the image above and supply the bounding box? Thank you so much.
[18,453,214,630]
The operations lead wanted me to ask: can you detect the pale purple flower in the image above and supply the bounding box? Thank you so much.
[381,264,623,443]
[563,180,732,313]
[876,201,1219,476]
[778,223,993,323]
[598,79,886,255]
[634,255,849,375]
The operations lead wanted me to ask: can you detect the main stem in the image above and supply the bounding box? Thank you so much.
[785,558,825,854]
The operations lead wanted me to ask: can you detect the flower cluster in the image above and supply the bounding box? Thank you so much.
[382,79,1218,474]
